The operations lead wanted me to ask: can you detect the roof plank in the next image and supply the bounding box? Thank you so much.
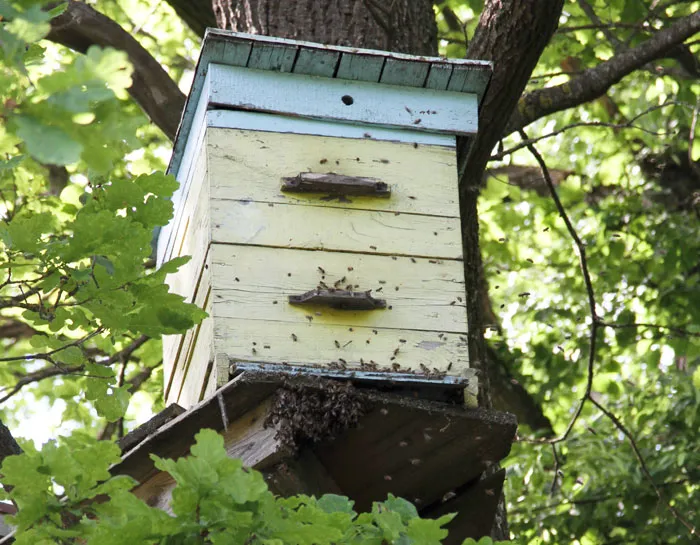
[293,48,340,77]
[248,42,297,72]
[336,52,385,82]
[425,63,453,90]
[380,58,430,87]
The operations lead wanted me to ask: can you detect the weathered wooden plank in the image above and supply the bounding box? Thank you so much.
[222,399,287,468]
[118,404,185,454]
[314,396,516,510]
[380,58,429,87]
[425,63,452,90]
[175,303,213,409]
[422,469,506,544]
[211,201,462,259]
[132,397,285,514]
[204,29,492,75]
[132,471,177,514]
[160,125,208,265]
[336,52,385,81]
[460,68,492,106]
[207,128,459,217]
[221,40,252,67]
[115,374,280,483]
[211,245,467,333]
[164,249,211,403]
[248,42,297,72]
[265,451,342,497]
[207,110,455,146]
[207,64,479,135]
[213,319,469,376]
[164,163,210,302]
[292,48,340,77]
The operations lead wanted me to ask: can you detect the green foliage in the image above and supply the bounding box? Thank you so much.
[0,0,698,544]
[0,0,205,430]
[1,429,494,545]
[437,0,700,543]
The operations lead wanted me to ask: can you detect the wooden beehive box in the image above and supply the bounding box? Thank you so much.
[158,30,492,409]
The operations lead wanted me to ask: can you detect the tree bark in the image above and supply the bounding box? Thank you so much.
[457,1,565,406]
[211,0,437,55]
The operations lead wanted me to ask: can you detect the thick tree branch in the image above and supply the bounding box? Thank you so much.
[46,1,186,141]
[0,419,22,467]
[162,0,216,36]
[507,11,700,134]
[458,1,565,405]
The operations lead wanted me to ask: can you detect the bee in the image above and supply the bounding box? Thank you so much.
[378,280,386,284]
[369,245,377,250]
[252,348,257,354]
[319,158,328,164]
[376,287,383,292]
[334,276,346,287]
[235,277,240,282]
[318,266,326,274]
[334,340,340,348]
[447,362,453,371]
[410,258,416,263]
[306,315,313,321]
[399,339,406,343]
[393,348,400,356]
[347,266,354,271]
[394,286,399,291]
[291,333,298,342]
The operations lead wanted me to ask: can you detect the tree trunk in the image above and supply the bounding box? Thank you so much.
[211,0,437,55]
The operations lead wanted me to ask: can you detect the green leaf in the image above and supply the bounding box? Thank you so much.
[13,115,82,165]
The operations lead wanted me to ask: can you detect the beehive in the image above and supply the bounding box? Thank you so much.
[158,30,492,409]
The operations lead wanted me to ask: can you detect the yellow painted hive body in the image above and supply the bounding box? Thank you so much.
[162,127,471,408]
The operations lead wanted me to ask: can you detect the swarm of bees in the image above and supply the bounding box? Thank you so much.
[264,378,365,450]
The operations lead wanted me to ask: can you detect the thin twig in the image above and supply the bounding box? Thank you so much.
[600,321,700,338]
[493,101,688,161]
[0,329,103,363]
[509,478,692,515]
[517,130,699,539]
[589,396,699,538]
[517,128,599,445]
